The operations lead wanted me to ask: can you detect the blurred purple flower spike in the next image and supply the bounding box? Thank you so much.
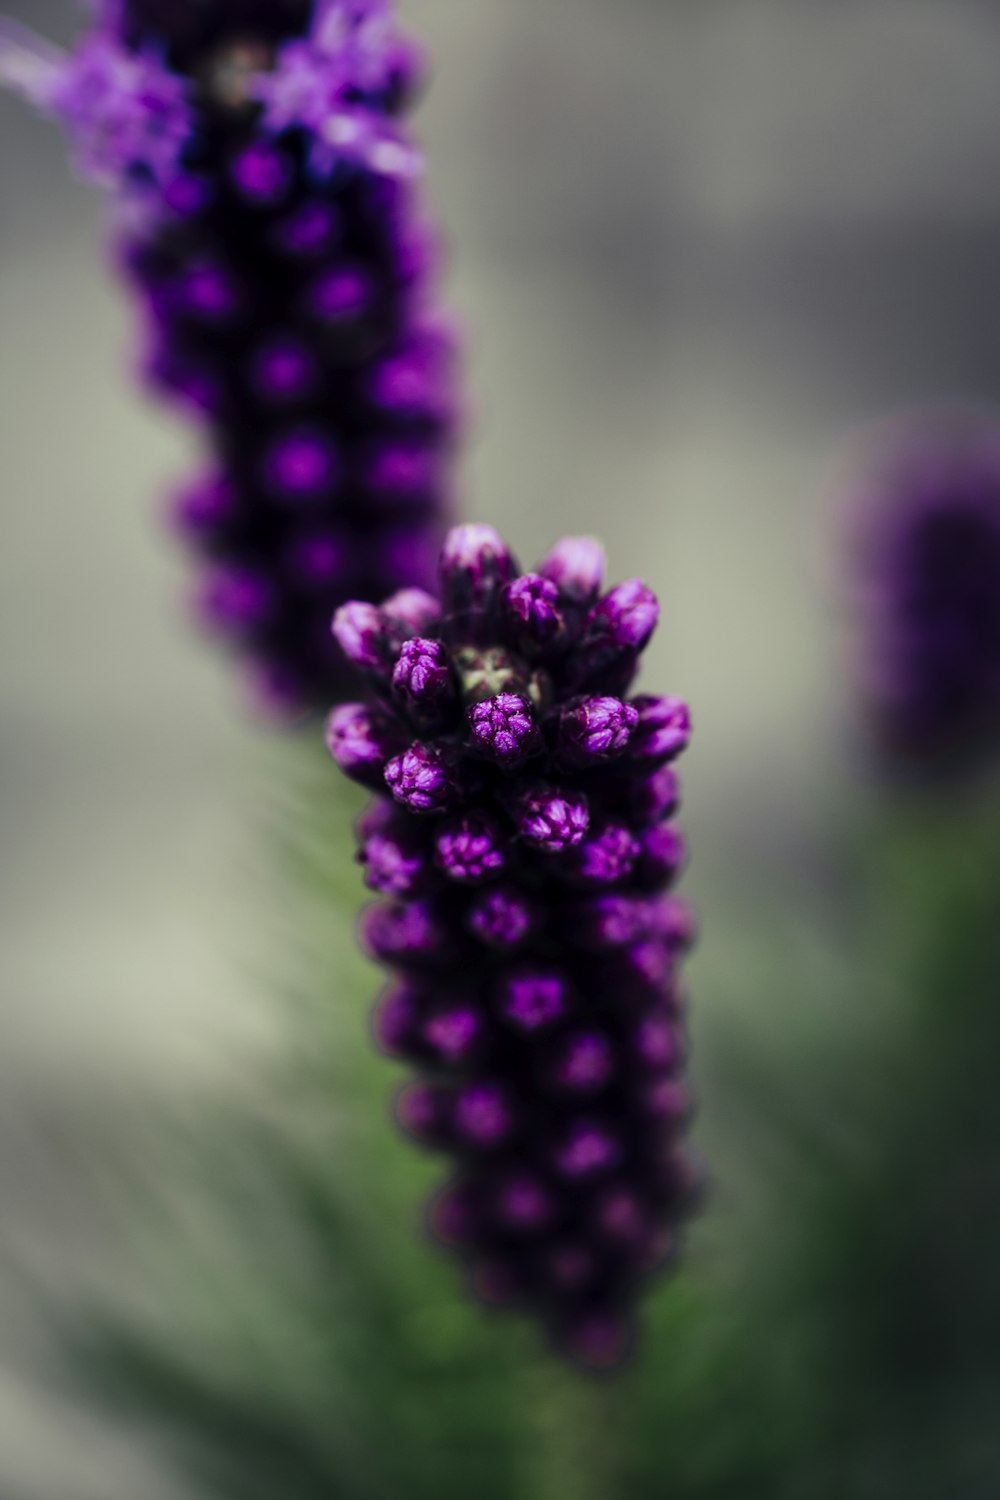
[1,0,456,717]
[330,525,697,1366]
[849,412,1000,770]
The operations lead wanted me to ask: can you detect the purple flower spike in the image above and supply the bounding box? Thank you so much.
[557,696,638,768]
[384,742,456,814]
[512,785,590,853]
[468,694,541,768]
[3,0,457,717]
[329,526,696,1361]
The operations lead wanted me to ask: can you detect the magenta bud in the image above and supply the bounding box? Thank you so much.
[550,1031,615,1094]
[502,573,564,653]
[511,785,590,853]
[435,813,508,884]
[453,1082,513,1148]
[554,1121,621,1179]
[230,140,291,205]
[423,1004,481,1063]
[439,523,517,628]
[467,693,541,768]
[384,741,457,814]
[332,601,392,678]
[635,824,686,891]
[395,1082,451,1144]
[362,900,445,967]
[537,536,606,605]
[556,823,639,888]
[496,968,570,1032]
[557,696,638,767]
[466,885,536,950]
[325,704,404,788]
[494,1175,553,1231]
[629,695,692,765]
[392,637,456,724]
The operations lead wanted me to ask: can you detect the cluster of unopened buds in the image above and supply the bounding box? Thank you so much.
[329,524,696,1365]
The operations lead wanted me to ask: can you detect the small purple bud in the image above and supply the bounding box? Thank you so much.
[362,900,445,967]
[272,201,341,258]
[629,695,692,766]
[643,1079,690,1126]
[435,813,508,884]
[366,443,438,499]
[502,574,564,654]
[594,1189,646,1244]
[511,785,590,853]
[454,1082,513,1148]
[467,693,541,768]
[635,824,687,891]
[332,601,392,678]
[589,580,660,651]
[359,825,429,898]
[556,696,638,767]
[285,530,344,590]
[196,565,272,635]
[554,1121,621,1179]
[537,536,606,605]
[264,431,339,502]
[632,1016,684,1071]
[381,588,442,639]
[230,140,291,205]
[494,1175,553,1231]
[496,968,570,1031]
[169,472,236,539]
[372,979,424,1058]
[423,1005,481,1063]
[439,523,516,629]
[570,894,651,949]
[251,337,315,402]
[550,1031,615,1094]
[384,742,457,814]
[556,823,639,888]
[326,704,404,788]
[174,262,239,322]
[649,895,698,952]
[392,637,456,723]
[621,765,681,827]
[308,266,372,325]
[395,1082,451,1144]
[466,885,536,950]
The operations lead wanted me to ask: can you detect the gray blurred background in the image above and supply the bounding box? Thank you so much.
[4,0,1000,1493]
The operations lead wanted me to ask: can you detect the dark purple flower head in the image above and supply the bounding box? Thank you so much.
[3,0,457,718]
[849,413,1000,768]
[329,526,696,1363]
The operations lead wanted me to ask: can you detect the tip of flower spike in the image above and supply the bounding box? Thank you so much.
[537,535,606,604]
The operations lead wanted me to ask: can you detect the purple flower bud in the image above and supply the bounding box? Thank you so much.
[307,265,373,327]
[550,1032,615,1094]
[381,588,442,639]
[629,695,692,766]
[554,1121,621,1179]
[197,565,273,636]
[510,784,590,853]
[567,580,660,694]
[362,900,445,968]
[273,201,341,259]
[251,337,316,402]
[169,472,236,539]
[326,703,403,788]
[537,536,605,605]
[392,637,456,724]
[372,978,425,1058]
[620,765,681,827]
[634,824,687,892]
[439,523,516,631]
[423,1005,482,1064]
[453,1082,513,1148]
[502,573,564,654]
[496,968,571,1032]
[468,693,541,768]
[632,1017,684,1072]
[556,823,639,888]
[556,696,638,768]
[359,823,429,897]
[384,742,456,814]
[395,1082,451,1145]
[230,140,292,206]
[570,894,652,949]
[594,1188,646,1244]
[332,601,393,679]
[643,1080,690,1127]
[493,1175,553,1232]
[465,885,536,950]
[264,431,339,503]
[435,813,508,884]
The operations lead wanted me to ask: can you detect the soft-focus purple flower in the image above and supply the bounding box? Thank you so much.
[849,413,1000,768]
[330,526,696,1364]
[2,0,457,718]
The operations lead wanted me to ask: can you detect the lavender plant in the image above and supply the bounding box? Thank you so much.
[0,0,457,716]
[327,523,696,1365]
[849,413,1000,769]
